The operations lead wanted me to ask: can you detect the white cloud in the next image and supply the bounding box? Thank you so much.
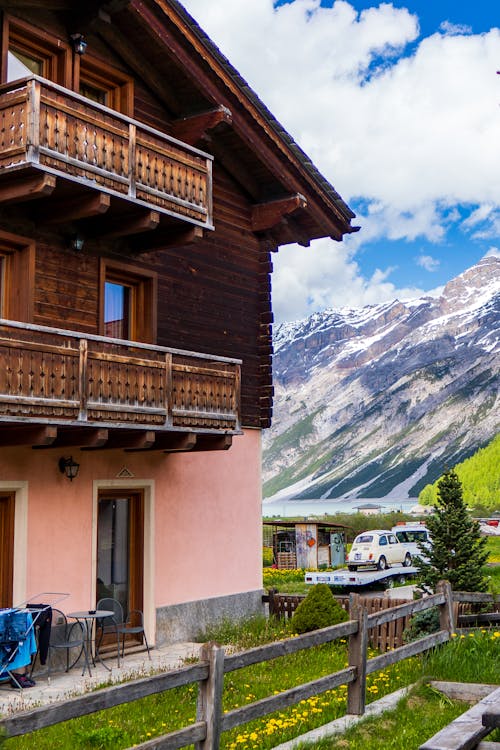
[417,254,440,272]
[182,0,500,319]
[486,246,500,258]
[462,204,495,228]
[272,238,425,321]
[439,20,473,36]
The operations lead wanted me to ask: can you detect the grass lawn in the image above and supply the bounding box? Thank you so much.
[297,682,500,750]
[2,620,499,750]
[486,534,500,563]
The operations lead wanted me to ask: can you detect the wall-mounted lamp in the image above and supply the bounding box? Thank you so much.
[59,456,80,481]
[70,233,85,252]
[70,33,87,56]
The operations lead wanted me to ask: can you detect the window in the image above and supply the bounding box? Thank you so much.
[2,17,132,115]
[0,232,35,322]
[77,57,133,116]
[105,280,128,339]
[100,260,156,343]
[3,17,71,86]
[7,48,44,79]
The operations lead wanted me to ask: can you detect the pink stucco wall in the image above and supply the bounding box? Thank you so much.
[154,428,263,605]
[0,429,262,613]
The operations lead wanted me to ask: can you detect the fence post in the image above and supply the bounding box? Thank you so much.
[347,593,368,715]
[437,580,455,635]
[268,588,277,618]
[195,642,225,750]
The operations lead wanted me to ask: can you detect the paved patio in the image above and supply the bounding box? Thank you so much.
[0,641,202,717]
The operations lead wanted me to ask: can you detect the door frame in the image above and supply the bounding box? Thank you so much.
[92,479,155,646]
[0,492,15,608]
[0,481,28,606]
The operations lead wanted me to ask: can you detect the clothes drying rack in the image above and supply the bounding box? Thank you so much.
[0,592,69,689]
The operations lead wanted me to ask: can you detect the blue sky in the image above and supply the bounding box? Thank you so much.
[182,0,500,321]
[330,1,496,37]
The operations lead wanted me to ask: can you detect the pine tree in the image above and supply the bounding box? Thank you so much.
[416,469,489,592]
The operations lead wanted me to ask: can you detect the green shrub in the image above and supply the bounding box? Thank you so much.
[403,606,440,642]
[290,584,348,634]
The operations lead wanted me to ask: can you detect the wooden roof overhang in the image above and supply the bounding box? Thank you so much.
[22,0,358,251]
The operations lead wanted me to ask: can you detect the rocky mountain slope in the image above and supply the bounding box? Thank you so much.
[262,255,499,500]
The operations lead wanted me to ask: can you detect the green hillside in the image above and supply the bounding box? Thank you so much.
[419,434,500,510]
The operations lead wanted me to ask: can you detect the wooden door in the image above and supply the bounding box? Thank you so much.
[96,490,144,644]
[0,493,15,608]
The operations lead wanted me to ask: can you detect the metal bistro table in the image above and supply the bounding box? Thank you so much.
[67,610,115,674]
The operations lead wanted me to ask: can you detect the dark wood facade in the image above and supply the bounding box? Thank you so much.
[0,0,356,451]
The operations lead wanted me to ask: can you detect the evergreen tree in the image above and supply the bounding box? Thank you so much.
[416,469,489,593]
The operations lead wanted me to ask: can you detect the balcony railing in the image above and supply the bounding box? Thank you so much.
[0,76,213,229]
[0,320,240,433]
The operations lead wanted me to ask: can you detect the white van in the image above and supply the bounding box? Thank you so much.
[391,523,431,560]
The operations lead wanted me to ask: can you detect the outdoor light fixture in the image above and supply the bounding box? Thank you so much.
[70,33,87,56]
[70,233,85,252]
[59,456,80,481]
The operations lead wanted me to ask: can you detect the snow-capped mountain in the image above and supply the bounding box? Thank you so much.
[263,255,499,501]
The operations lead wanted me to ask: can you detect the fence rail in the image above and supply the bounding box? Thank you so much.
[265,587,500,652]
[3,581,486,749]
[0,319,241,433]
[0,76,213,229]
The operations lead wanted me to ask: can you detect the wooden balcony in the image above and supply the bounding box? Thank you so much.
[0,76,213,240]
[0,320,241,452]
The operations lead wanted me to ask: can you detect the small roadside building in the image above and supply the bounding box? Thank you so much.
[263,520,351,569]
[354,503,385,516]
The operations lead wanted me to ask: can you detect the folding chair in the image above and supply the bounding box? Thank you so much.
[96,598,151,663]
[47,609,90,678]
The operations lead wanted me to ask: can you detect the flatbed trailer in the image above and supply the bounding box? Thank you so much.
[305,564,418,588]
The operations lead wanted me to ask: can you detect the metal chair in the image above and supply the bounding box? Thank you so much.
[96,598,151,661]
[47,609,90,677]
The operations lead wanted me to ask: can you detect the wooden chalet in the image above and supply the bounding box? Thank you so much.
[0,0,356,646]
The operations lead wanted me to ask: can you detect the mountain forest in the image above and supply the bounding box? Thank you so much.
[419,434,500,510]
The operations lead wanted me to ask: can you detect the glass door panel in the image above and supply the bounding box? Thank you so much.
[96,491,143,623]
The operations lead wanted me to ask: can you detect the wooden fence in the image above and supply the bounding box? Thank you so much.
[265,588,500,652]
[266,589,411,651]
[1,581,477,749]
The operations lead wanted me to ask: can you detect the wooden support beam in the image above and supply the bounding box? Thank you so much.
[171,106,233,146]
[191,435,232,452]
[126,433,197,453]
[38,428,110,449]
[37,192,111,224]
[252,194,307,232]
[282,215,311,248]
[85,430,156,451]
[0,174,56,205]
[0,425,57,447]
[90,210,160,239]
[132,225,204,253]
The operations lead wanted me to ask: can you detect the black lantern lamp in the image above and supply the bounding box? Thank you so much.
[59,456,80,481]
[70,233,84,252]
[70,33,87,56]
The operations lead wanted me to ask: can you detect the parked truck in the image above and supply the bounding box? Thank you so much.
[305,564,418,589]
